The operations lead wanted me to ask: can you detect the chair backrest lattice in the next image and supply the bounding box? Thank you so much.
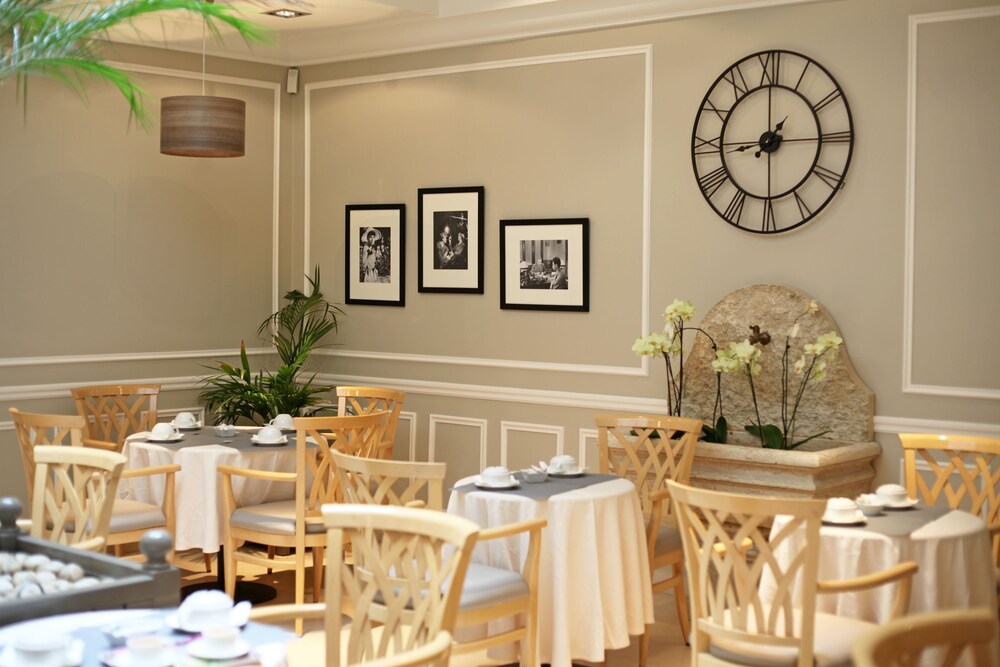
[71,384,160,451]
[31,445,126,550]
[9,408,89,499]
[900,433,1000,562]
[336,386,405,459]
[324,504,478,667]
[333,450,446,510]
[852,608,998,667]
[596,414,702,520]
[293,413,387,516]
[668,480,827,667]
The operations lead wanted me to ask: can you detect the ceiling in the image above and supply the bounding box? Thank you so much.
[108,0,827,66]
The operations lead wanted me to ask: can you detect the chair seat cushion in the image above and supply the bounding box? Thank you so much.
[458,562,529,611]
[109,499,166,534]
[230,501,326,536]
[706,609,875,667]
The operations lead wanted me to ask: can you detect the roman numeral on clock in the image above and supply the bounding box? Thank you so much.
[698,166,729,198]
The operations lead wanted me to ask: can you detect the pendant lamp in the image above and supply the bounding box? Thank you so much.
[160,11,245,157]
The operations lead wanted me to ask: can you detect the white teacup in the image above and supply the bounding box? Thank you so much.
[126,635,170,664]
[173,412,198,427]
[13,632,68,667]
[201,626,240,653]
[825,497,858,522]
[481,466,511,485]
[549,455,578,473]
[214,424,237,438]
[256,425,284,444]
[150,423,180,440]
[876,484,908,505]
[269,413,295,430]
[179,590,234,631]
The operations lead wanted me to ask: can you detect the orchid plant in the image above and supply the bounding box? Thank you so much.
[713,300,843,450]
[633,299,728,443]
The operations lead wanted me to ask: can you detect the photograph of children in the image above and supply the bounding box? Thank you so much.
[433,211,469,270]
[519,239,569,290]
[359,227,391,283]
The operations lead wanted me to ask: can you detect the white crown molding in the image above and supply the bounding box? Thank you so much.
[428,414,488,471]
[306,45,651,378]
[499,421,565,469]
[0,348,272,369]
[578,428,598,469]
[399,410,418,461]
[0,376,205,402]
[874,415,1000,440]
[902,8,1000,402]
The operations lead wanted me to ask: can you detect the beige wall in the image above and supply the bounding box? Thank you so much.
[1,0,998,500]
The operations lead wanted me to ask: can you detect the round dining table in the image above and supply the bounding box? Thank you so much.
[447,473,653,667]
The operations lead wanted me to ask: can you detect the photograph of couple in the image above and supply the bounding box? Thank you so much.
[519,239,569,290]
[433,210,469,270]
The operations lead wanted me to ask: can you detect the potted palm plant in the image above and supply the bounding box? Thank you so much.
[199,267,344,425]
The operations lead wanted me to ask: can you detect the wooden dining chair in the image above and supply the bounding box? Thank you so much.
[248,504,479,667]
[668,480,919,667]
[10,408,180,560]
[596,413,702,661]
[336,386,405,459]
[331,450,546,667]
[851,607,998,667]
[219,412,387,632]
[71,384,160,451]
[30,445,127,551]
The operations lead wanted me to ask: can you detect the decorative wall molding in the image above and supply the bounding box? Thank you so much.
[427,414,488,472]
[0,376,204,403]
[902,7,1000,401]
[578,428,598,469]
[305,45,652,378]
[0,348,271,369]
[499,421,565,469]
[874,415,1000,440]
[399,411,418,462]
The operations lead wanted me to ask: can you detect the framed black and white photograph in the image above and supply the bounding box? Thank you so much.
[417,186,485,293]
[345,204,405,307]
[500,218,589,311]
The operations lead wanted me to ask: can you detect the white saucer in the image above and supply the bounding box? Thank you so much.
[146,433,184,443]
[822,509,867,525]
[164,604,250,633]
[548,468,586,478]
[0,640,85,667]
[474,477,521,490]
[170,421,202,431]
[882,497,919,510]
[250,435,288,446]
[98,646,175,667]
[186,638,251,661]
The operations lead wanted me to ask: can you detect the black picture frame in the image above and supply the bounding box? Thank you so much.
[417,186,485,294]
[500,218,590,312]
[344,204,406,307]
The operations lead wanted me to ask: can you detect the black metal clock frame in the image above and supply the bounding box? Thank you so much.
[691,50,854,234]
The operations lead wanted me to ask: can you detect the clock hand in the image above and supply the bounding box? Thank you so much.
[773,115,788,132]
[727,144,757,153]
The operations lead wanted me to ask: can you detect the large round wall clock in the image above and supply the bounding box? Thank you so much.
[691,50,854,234]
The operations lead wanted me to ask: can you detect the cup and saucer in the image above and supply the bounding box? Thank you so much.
[876,484,919,510]
[169,412,201,431]
[146,423,184,443]
[547,455,586,477]
[475,467,520,490]
[186,627,250,662]
[99,636,175,667]
[268,413,296,433]
[822,497,866,526]
[165,591,251,633]
[251,425,288,447]
[0,632,84,667]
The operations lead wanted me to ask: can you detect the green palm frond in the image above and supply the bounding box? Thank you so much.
[1,0,272,127]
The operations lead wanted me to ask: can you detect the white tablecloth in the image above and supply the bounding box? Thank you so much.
[447,477,654,667]
[761,508,999,666]
[121,430,300,553]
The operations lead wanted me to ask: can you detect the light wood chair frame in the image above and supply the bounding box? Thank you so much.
[668,480,918,667]
[851,607,999,667]
[249,505,479,667]
[10,407,180,560]
[336,386,405,459]
[71,384,160,452]
[219,412,387,632]
[30,445,127,551]
[596,413,702,662]
[331,449,546,667]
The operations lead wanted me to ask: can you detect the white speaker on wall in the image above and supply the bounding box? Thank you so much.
[286,67,299,95]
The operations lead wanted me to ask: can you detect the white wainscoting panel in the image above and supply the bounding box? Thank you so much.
[499,421,565,471]
[578,428,599,470]
[428,414,488,488]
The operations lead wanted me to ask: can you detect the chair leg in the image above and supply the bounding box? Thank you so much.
[114,544,124,558]
[203,552,213,573]
[312,546,324,603]
[267,545,275,574]
[294,547,306,636]
[223,546,237,600]
[674,582,691,646]
[639,629,649,667]
[521,605,538,667]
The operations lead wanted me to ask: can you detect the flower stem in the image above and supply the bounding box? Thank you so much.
[787,351,824,443]
[677,324,684,416]
[747,365,765,447]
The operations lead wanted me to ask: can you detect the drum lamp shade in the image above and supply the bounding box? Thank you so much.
[160,95,245,157]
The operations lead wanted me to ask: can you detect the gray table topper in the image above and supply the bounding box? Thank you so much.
[135,429,298,454]
[453,473,620,500]
[829,506,952,538]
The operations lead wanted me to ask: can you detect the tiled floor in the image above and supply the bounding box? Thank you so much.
[175,549,692,665]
